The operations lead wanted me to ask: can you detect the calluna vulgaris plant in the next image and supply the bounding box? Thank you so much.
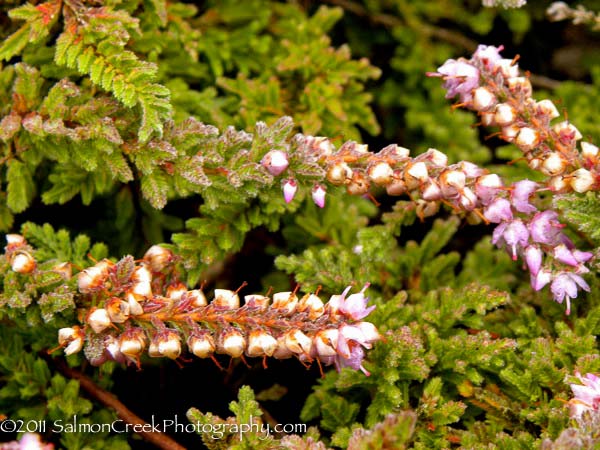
[1,1,600,449]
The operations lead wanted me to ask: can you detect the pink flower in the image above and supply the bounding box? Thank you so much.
[569,372,600,419]
[510,180,538,214]
[492,219,529,260]
[531,268,552,291]
[524,245,542,276]
[550,272,590,314]
[261,150,289,176]
[282,179,298,203]
[553,244,580,266]
[311,184,326,208]
[529,211,563,245]
[338,283,375,320]
[473,44,504,68]
[483,198,513,223]
[335,324,377,376]
[435,59,480,102]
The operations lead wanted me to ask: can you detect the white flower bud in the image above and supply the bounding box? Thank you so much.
[126,291,144,315]
[314,329,339,357]
[119,330,147,358]
[581,142,599,159]
[218,329,246,358]
[88,308,111,334]
[132,264,152,284]
[405,161,429,189]
[58,326,84,355]
[386,170,406,196]
[244,294,270,310]
[507,76,532,95]
[346,170,371,195]
[5,234,26,248]
[439,169,466,197]
[297,293,325,320]
[536,99,560,119]
[418,148,448,168]
[420,179,442,201]
[553,121,582,141]
[326,161,352,185]
[78,265,107,293]
[472,87,496,111]
[355,144,369,153]
[157,331,182,360]
[458,187,478,210]
[528,158,542,170]
[284,329,312,355]
[247,330,278,357]
[415,200,439,219]
[188,333,215,358]
[11,251,35,274]
[272,291,298,315]
[355,322,381,343]
[515,127,541,151]
[480,112,496,127]
[132,280,152,297]
[496,59,519,78]
[476,174,503,190]
[367,161,394,186]
[273,335,293,359]
[106,298,130,323]
[307,136,334,156]
[541,152,568,176]
[143,245,173,272]
[548,175,569,193]
[261,150,289,176]
[186,289,207,308]
[377,145,410,158]
[570,168,595,193]
[212,289,240,309]
[501,124,520,141]
[166,283,187,301]
[494,103,517,126]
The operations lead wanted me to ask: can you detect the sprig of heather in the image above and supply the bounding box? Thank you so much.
[567,372,600,438]
[428,44,599,194]
[3,237,380,375]
[261,132,593,313]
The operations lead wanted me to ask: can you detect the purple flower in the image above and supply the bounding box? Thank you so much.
[435,59,480,102]
[475,174,503,205]
[569,372,600,419]
[282,179,297,203]
[550,272,590,315]
[529,211,563,245]
[553,244,579,266]
[335,324,375,376]
[524,245,542,276]
[483,198,513,223]
[261,150,289,176]
[311,184,326,208]
[473,44,504,68]
[573,250,594,264]
[492,219,529,260]
[338,283,375,320]
[531,268,552,291]
[510,180,538,214]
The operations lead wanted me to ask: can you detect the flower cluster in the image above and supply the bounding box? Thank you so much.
[431,44,599,194]
[569,372,600,419]
[258,125,594,312]
[28,242,382,374]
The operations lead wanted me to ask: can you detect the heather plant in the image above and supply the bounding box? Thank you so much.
[0,1,599,449]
